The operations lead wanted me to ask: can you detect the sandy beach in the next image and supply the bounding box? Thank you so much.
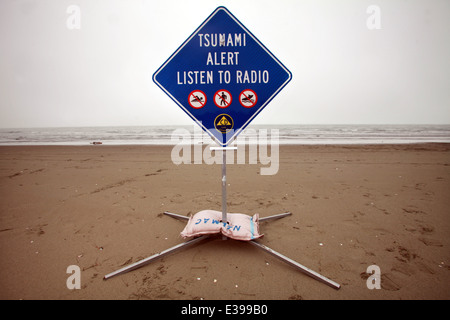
[0,143,449,300]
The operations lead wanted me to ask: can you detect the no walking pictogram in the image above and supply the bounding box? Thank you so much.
[188,90,207,109]
[214,89,232,108]
[239,89,257,108]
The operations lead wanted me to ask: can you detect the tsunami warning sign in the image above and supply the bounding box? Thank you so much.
[153,6,292,146]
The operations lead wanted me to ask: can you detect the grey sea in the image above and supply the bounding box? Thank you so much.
[0,124,449,146]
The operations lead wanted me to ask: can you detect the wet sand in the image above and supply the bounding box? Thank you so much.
[0,143,449,299]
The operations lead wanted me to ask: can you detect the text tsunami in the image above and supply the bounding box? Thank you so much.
[176,33,269,85]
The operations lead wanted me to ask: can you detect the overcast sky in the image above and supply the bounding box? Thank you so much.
[0,0,449,128]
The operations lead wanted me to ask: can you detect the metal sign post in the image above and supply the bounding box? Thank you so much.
[211,146,237,240]
[103,6,341,291]
[221,149,227,236]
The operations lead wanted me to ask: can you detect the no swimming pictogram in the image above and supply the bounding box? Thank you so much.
[188,90,207,109]
[239,89,257,108]
[214,89,232,108]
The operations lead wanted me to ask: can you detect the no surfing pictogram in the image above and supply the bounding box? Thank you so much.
[188,90,207,109]
[239,89,257,108]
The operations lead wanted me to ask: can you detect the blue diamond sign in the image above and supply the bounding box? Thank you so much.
[153,6,292,146]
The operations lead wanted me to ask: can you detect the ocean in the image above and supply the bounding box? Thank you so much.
[0,124,449,146]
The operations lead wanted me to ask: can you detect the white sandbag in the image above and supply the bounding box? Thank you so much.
[180,210,263,241]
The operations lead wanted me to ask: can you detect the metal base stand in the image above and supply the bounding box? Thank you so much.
[104,211,339,289]
[104,148,340,290]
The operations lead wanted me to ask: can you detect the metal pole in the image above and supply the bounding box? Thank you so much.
[249,240,341,290]
[211,147,237,240]
[221,149,227,240]
[104,235,209,280]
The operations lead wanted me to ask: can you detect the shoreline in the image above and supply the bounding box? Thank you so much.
[0,143,449,299]
[0,141,449,148]
[1,124,449,147]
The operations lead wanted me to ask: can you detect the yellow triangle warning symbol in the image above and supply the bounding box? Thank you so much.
[218,116,231,126]
[214,114,233,133]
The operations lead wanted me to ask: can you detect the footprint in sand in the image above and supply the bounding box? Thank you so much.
[418,237,443,247]
[381,273,401,291]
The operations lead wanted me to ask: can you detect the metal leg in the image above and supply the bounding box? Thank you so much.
[104,235,210,280]
[249,240,341,290]
[163,211,189,221]
[259,212,292,222]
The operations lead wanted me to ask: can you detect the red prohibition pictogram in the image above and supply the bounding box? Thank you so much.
[239,89,257,108]
[214,89,232,108]
[188,90,207,109]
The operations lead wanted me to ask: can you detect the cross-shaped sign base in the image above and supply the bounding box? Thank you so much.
[104,148,340,291]
[103,210,340,290]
